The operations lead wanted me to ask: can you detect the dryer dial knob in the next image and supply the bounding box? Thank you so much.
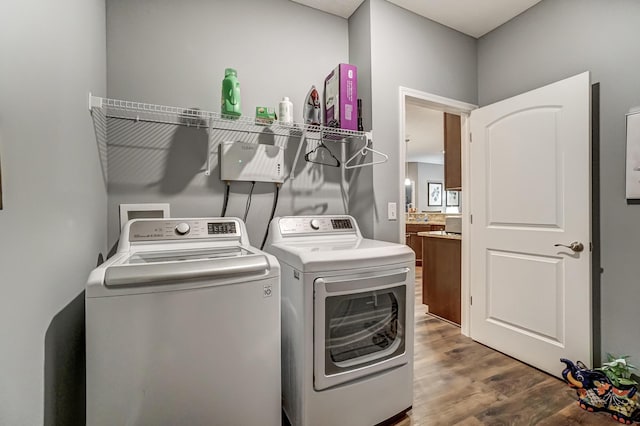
[175,222,190,235]
[310,219,320,230]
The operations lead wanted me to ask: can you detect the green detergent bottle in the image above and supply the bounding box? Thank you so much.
[221,68,241,118]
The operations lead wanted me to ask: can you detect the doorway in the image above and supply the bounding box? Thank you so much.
[398,87,476,335]
[400,72,595,377]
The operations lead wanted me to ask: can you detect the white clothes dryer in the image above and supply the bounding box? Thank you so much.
[264,215,415,426]
[86,218,281,426]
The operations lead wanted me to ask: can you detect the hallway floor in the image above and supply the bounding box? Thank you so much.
[391,266,612,425]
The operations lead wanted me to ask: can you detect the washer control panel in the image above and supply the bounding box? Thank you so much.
[175,222,190,235]
[278,217,355,235]
[129,219,239,242]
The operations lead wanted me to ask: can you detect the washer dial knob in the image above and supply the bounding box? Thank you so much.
[175,222,190,235]
[310,219,321,230]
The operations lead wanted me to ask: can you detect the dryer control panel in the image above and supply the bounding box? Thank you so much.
[128,219,241,242]
[278,216,356,235]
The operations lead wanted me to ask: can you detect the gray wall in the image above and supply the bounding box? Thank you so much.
[406,162,445,212]
[0,0,107,424]
[347,1,375,238]
[415,162,445,212]
[368,0,477,242]
[105,0,478,245]
[106,0,353,246]
[478,0,640,364]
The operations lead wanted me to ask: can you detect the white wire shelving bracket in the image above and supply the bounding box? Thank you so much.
[88,94,386,177]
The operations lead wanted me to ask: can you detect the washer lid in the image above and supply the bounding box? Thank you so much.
[266,238,414,272]
[87,244,279,298]
[105,253,270,288]
[124,246,250,265]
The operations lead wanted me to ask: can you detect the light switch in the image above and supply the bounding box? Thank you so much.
[388,202,397,220]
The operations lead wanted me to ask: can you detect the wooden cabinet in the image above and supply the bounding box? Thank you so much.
[444,112,462,190]
[405,224,445,265]
[406,224,426,265]
[422,235,461,325]
[407,233,422,265]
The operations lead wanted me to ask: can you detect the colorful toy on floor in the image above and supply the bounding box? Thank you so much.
[561,358,640,424]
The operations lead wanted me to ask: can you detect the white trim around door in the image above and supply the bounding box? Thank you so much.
[398,86,476,336]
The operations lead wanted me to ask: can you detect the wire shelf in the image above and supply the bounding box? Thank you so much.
[88,94,382,178]
[89,95,366,141]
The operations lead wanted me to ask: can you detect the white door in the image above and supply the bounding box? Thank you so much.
[469,72,591,377]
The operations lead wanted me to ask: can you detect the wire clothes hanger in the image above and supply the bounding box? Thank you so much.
[344,138,389,169]
[304,141,340,167]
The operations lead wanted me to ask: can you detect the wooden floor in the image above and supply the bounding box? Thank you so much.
[390,266,612,426]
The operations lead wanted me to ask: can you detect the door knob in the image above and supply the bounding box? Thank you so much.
[554,241,584,252]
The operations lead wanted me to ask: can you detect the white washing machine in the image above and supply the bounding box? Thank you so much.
[264,215,415,426]
[86,217,281,426]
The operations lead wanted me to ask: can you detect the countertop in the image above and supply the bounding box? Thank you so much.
[417,231,462,241]
[406,212,459,226]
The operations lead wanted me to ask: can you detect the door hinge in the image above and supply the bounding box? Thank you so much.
[470,214,473,224]
[470,296,473,306]
[590,242,593,252]
[469,133,472,142]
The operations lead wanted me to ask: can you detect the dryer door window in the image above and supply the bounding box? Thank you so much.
[313,267,410,390]
[325,287,404,369]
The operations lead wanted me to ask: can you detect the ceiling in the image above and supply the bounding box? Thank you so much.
[290,0,544,162]
[290,0,542,38]
[405,103,444,164]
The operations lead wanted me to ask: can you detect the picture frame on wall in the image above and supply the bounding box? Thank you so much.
[626,110,640,200]
[0,151,3,210]
[427,182,443,206]
[446,190,460,207]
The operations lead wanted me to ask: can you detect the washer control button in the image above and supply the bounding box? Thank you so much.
[175,222,191,235]
[310,219,320,230]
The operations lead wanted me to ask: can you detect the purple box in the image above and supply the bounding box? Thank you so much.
[324,63,358,130]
